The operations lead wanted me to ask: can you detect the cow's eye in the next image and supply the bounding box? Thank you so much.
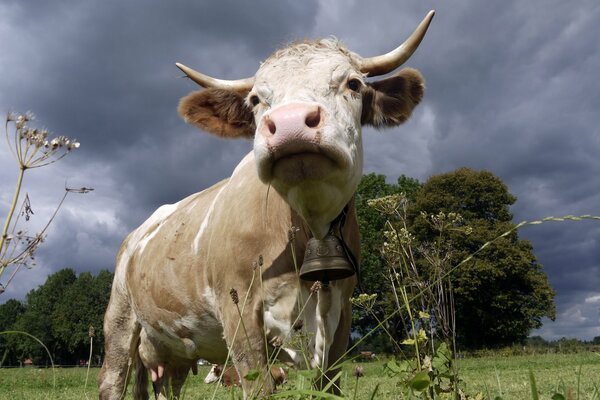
[347,78,362,92]
[249,95,261,107]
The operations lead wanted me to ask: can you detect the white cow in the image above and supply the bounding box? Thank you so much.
[98,10,434,399]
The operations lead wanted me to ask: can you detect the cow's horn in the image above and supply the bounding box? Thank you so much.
[175,62,255,91]
[360,10,435,77]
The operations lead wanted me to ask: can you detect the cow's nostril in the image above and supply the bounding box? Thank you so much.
[267,119,277,135]
[305,108,321,128]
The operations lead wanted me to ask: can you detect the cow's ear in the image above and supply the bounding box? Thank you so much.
[361,68,424,128]
[178,89,255,138]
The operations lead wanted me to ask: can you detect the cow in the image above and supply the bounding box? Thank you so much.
[358,351,377,361]
[97,10,434,400]
[204,364,288,387]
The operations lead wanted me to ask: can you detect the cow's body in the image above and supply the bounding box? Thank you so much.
[99,11,433,399]
[99,153,358,399]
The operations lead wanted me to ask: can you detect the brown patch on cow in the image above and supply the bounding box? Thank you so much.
[361,68,424,127]
[178,89,255,138]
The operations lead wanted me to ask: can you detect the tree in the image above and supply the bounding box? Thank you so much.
[0,299,26,366]
[409,168,556,349]
[353,174,423,352]
[8,268,113,365]
[12,268,77,364]
[51,269,112,363]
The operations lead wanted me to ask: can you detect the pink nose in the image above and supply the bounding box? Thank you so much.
[260,103,322,148]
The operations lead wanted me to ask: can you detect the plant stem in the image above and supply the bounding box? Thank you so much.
[401,287,421,370]
[0,166,26,278]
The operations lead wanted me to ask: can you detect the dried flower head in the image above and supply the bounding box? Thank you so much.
[229,288,239,305]
[5,112,80,169]
[293,319,304,331]
[288,226,300,241]
[88,325,96,338]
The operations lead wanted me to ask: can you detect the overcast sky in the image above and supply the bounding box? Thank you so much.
[1,1,598,341]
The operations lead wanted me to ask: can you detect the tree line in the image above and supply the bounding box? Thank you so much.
[0,269,112,366]
[0,167,558,365]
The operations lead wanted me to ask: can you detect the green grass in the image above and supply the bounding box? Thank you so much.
[0,353,599,399]
[456,352,600,399]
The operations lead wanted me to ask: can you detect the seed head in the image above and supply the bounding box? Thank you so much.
[229,288,239,305]
[88,325,95,338]
[310,281,322,293]
[353,366,364,378]
[288,226,300,241]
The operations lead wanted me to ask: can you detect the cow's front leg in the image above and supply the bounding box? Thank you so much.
[97,287,141,400]
[312,283,343,388]
[222,294,274,398]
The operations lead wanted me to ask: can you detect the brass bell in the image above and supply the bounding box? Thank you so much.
[299,234,355,282]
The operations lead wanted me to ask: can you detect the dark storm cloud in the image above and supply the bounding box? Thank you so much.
[1,1,599,340]
[315,1,600,340]
[0,0,318,292]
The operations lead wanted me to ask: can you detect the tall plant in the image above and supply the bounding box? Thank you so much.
[0,112,89,294]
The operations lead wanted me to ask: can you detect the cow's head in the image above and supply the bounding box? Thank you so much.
[178,11,434,238]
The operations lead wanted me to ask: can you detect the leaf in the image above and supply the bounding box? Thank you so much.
[244,370,260,381]
[436,342,451,360]
[409,371,431,391]
[369,383,381,400]
[384,359,411,377]
[385,359,403,373]
[529,370,539,400]
[551,394,566,400]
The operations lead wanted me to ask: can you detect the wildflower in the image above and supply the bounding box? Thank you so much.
[89,325,95,338]
[0,112,87,293]
[350,293,377,310]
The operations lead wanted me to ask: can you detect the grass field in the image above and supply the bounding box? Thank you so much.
[0,352,599,399]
